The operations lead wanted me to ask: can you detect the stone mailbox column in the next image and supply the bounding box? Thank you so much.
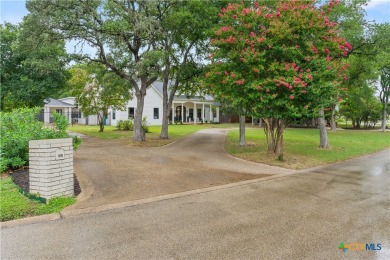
[29,138,74,202]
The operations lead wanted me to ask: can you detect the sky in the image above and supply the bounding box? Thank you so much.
[1,0,389,54]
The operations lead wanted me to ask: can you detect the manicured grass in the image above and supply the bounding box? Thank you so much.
[225,128,390,170]
[0,177,75,222]
[69,123,237,147]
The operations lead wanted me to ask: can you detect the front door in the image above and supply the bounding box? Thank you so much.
[189,109,194,122]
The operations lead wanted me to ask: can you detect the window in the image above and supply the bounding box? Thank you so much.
[128,107,134,119]
[56,109,63,115]
[154,108,159,119]
[112,109,116,120]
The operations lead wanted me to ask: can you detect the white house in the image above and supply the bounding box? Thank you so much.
[42,98,76,124]
[109,81,220,126]
[44,80,220,126]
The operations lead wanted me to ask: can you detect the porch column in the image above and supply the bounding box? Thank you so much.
[194,103,197,123]
[44,107,50,124]
[209,104,214,123]
[172,103,175,124]
[181,103,184,122]
[202,104,205,123]
[67,108,72,124]
[216,107,220,123]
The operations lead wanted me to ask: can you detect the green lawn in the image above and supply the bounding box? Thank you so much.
[69,123,236,147]
[225,128,390,170]
[0,177,75,222]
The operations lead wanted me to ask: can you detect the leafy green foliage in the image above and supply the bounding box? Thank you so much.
[0,108,79,172]
[0,22,69,111]
[116,120,134,131]
[0,177,75,221]
[205,1,350,119]
[69,64,131,132]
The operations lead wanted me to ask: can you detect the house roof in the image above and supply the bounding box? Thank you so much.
[151,80,215,102]
[44,98,75,108]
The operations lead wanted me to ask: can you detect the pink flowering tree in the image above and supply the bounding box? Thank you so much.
[204,0,350,159]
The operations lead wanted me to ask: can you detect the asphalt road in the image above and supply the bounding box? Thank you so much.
[2,149,389,259]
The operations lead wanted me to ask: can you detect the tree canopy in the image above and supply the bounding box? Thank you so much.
[204,0,350,157]
[0,21,69,111]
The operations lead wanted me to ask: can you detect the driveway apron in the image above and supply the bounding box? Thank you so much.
[68,128,295,210]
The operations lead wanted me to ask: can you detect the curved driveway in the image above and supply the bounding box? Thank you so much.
[69,128,295,210]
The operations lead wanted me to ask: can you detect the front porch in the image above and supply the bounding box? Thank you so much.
[171,101,220,124]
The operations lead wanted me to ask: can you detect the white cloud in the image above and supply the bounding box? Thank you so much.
[364,0,390,9]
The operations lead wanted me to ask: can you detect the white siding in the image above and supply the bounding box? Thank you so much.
[109,86,163,126]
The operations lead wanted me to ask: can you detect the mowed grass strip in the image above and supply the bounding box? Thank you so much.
[225,128,390,170]
[69,124,236,147]
[0,177,75,222]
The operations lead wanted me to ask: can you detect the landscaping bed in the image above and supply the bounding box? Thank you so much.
[10,167,81,196]
[0,169,80,222]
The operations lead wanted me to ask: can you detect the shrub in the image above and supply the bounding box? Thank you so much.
[0,108,81,172]
[116,119,134,131]
[142,117,150,133]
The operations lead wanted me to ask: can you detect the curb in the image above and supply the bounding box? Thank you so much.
[1,172,296,229]
[60,172,294,218]
[1,213,61,229]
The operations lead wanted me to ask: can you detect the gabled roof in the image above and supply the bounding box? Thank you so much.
[44,98,75,107]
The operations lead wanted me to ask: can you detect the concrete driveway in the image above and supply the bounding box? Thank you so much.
[69,128,295,210]
[2,148,389,259]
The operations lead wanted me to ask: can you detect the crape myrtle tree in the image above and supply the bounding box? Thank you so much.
[26,0,164,142]
[204,0,350,159]
[68,64,131,132]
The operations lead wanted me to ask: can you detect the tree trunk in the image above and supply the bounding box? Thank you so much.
[160,75,170,139]
[318,108,329,148]
[97,113,104,132]
[258,118,262,128]
[239,115,246,146]
[382,100,388,132]
[263,118,286,160]
[133,92,146,142]
[330,104,337,132]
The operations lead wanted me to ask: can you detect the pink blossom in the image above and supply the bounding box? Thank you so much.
[289,95,295,100]
[253,68,260,73]
[295,45,299,49]
[301,90,307,94]
[235,79,245,85]
[307,74,313,80]
[257,85,262,90]
[250,32,255,38]
[231,72,235,78]
[324,47,330,54]
[344,42,352,50]
[266,89,270,93]
[233,15,237,19]
[224,71,228,76]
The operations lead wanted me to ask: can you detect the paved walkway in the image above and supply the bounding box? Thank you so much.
[2,149,389,259]
[67,128,295,210]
